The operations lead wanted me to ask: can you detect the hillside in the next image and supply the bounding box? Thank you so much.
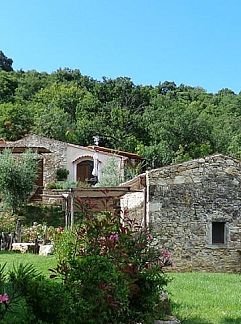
[0,56,241,168]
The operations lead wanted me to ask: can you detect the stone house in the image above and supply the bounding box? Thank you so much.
[0,134,142,188]
[121,155,241,272]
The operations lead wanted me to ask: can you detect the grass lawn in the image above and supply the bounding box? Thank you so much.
[169,272,241,324]
[0,251,57,277]
[0,252,240,323]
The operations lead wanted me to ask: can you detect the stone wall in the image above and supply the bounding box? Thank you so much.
[120,191,145,225]
[14,134,68,185]
[147,154,241,272]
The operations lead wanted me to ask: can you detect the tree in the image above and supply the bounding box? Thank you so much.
[34,83,85,121]
[33,103,72,141]
[0,103,33,140]
[0,71,18,103]
[96,157,122,186]
[0,51,13,72]
[0,150,38,214]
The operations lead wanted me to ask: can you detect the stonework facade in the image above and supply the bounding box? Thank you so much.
[9,134,131,186]
[120,174,146,225]
[14,134,68,184]
[120,191,145,224]
[147,155,241,272]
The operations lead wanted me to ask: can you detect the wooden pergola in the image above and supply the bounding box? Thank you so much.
[42,187,132,228]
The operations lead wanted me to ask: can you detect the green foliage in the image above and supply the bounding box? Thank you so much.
[0,103,33,140]
[6,263,68,323]
[124,162,143,182]
[0,211,16,232]
[0,51,13,72]
[1,65,241,168]
[169,272,241,323]
[24,204,65,227]
[96,157,122,186]
[0,71,17,103]
[56,167,69,181]
[53,228,78,263]
[33,103,72,141]
[65,255,129,323]
[45,180,77,190]
[0,150,38,214]
[52,213,172,323]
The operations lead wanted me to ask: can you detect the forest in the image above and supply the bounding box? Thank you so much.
[0,50,240,168]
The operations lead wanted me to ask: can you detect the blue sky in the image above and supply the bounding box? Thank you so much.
[1,0,241,93]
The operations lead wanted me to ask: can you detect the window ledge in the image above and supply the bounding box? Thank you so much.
[206,244,228,249]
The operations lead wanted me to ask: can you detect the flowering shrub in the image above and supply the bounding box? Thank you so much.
[0,212,173,323]
[0,263,69,323]
[53,212,173,323]
[0,211,16,233]
[0,293,9,321]
[0,294,9,304]
[21,222,55,243]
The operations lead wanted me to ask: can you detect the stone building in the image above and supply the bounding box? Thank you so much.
[0,134,142,187]
[121,154,241,272]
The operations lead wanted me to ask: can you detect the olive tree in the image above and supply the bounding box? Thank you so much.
[0,149,38,214]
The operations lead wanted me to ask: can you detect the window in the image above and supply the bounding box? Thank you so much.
[212,222,225,244]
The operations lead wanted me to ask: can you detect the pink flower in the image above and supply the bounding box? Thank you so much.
[146,233,153,241]
[162,250,171,259]
[109,233,119,243]
[120,226,128,234]
[0,294,9,304]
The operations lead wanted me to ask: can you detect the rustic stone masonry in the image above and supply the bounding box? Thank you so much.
[120,174,146,225]
[148,154,241,272]
[14,134,68,184]
[120,191,145,224]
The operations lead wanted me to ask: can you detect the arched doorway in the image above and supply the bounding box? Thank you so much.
[76,160,94,183]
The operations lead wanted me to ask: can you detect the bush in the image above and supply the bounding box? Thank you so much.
[0,263,69,323]
[0,212,173,323]
[65,255,129,323]
[24,204,65,228]
[45,180,77,190]
[0,211,16,233]
[21,222,55,243]
[53,212,172,323]
[56,168,69,181]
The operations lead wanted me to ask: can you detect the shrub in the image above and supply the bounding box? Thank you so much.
[1,263,69,323]
[56,168,69,181]
[53,212,172,323]
[45,180,77,190]
[21,222,55,243]
[65,255,129,323]
[0,211,16,233]
[24,204,65,228]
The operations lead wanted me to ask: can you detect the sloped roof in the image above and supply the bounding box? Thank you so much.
[0,146,51,153]
[42,186,132,199]
[1,134,141,160]
[88,145,143,160]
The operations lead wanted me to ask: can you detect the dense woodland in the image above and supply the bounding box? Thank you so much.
[0,51,241,168]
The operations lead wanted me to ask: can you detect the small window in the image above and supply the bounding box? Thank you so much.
[212,222,225,244]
